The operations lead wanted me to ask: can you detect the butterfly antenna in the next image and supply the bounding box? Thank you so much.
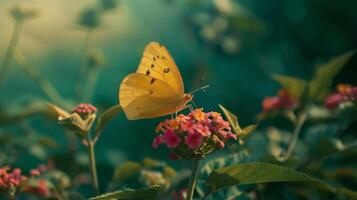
[190,85,210,94]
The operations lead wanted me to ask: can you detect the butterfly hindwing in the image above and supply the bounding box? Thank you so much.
[123,95,179,120]
[119,73,181,120]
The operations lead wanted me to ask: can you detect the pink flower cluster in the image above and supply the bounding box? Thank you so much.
[72,103,97,114]
[325,84,357,110]
[0,166,27,189]
[152,109,237,159]
[23,179,50,197]
[262,89,297,112]
[0,165,47,193]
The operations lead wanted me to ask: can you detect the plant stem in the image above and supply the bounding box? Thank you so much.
[0,20,23,86]
[81,67,100,102]
[186,159,200,200]
[75,28,93,100]
[87,134,99,194]
[282,112,307,161]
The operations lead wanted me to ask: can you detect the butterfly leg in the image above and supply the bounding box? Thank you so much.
[188,104,194,112]
[175,105,179,118]
[191,99,197,109]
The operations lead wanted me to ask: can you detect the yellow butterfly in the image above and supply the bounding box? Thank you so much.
[119,42,195,120]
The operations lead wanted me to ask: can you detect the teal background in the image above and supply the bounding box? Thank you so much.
[0,0,357,186]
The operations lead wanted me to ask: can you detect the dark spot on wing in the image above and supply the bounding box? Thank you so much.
[151,64,155,68]
[161,56,166,59]
[156,55,160,58]
[149,90,153,94]
[164,68,170,73]
[153,57,156,61]
[136,106,139,110]
[150,78,156,84]
[146,70,150,75]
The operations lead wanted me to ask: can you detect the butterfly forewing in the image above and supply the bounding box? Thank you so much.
[136,42,184,96]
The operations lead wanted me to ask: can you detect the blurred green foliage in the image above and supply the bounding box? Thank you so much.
[0,0,357,199]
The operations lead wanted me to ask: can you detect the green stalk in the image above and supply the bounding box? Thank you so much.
[75,29,93,100]
[282,112,307,161]
[81,67,100,102]
[0,20,23,86]
[186,159,200,200]
[87,134,99,194]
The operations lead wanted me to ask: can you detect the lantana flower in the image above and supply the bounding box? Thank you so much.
[324,84,357,110]
[0,165,48,198]
[0,167,27,189]
[262,89,297,113]
[152,109,237,159]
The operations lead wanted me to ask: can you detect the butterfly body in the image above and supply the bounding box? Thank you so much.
[119,42,192,120]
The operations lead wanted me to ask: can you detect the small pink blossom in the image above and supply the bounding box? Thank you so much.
[30,169,41,176]
[324,93,344,110]
[180,122,195,134]
[194,124,211,137]
[163,129,181,148]
[216,139,225,149]
[324,84,357,110]
[226,133,238,140]
[262,96,281,112]
[185,132,203,149]
[152,136,162,148]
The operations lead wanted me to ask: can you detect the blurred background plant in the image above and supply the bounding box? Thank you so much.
[0,0,356,199]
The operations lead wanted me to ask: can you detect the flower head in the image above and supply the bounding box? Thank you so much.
[72,103,97,115]
[324,84,357,110]
[0,167,27,189]
[152,136,163,148]
[22,179,50,197]
[152,109,236,159]
[262,89,297,113]
[324,93,344,109]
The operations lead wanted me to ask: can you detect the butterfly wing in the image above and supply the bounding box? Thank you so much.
[136,42,184,96]
[119,73,182,120]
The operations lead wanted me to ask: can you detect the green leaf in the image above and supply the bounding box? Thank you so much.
[219,104,257,140]
[89,185,161,200]
[308,51,354,101]
[205,162,357,199]
[219,104,241,132]
[114,161,142,182]
[272,74,307,99]
[45,103,70,120]
[94,105,122,140]
[58,113,96,134]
